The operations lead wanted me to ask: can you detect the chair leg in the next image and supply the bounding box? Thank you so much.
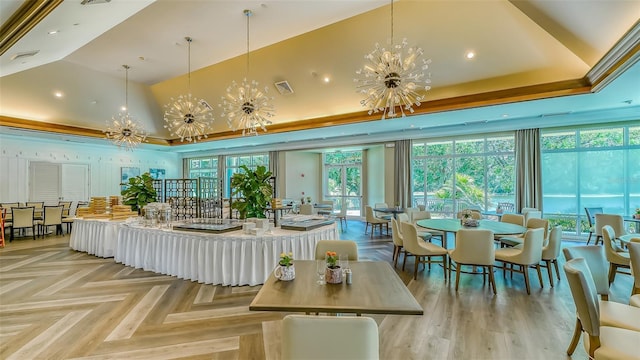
[31,226,36,240]
[566,318,582,355]
[553,259,560,281]
[608,263,617,284]
[545,260,554,287]
[586,232,592,245]
[523,266,531,295]
[402,253,408,271]
[392,246,399,267]
[488,265,497,294]
[455,263,461,291]
[413,256,420,280]
[535,264,544,288]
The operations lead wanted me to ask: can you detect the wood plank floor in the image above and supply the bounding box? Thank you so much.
[0,221,634,359]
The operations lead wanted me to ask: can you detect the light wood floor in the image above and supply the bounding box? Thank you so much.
[0,221,634,359]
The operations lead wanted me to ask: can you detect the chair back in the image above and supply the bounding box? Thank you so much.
[58,201,72,217]
[594,213,626,237]
[602,225,629,266]
[584,207,603,227]
[456,210,481,220]
[374,203,387,209]
[542,226,562,260]
[42,205,63,226]
[391,218,403,247]
[526,218,549,244]
[396,213,409,223]
[563,245,609,298]
[524,210,542,222]
[521,207,538,214]
[628,242,640,291]
[410,210,431,223]
[400,222,422,254]
[514,228,544,265]
[364,205,375,222]
[314,240,358,261]
[501,213,525,227]
[451,229,495,265]
[281,315,379,360]
[564,258,601,337]
[404,207,418,221]
[1,202,20,221]
[299,203,314,215]
[11,207,34,228]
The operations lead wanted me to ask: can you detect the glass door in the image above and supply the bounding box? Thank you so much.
[325,164,362,217]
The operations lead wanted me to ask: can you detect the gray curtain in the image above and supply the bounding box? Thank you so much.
[269,151,279,197]
[394,139,412,208]
[515,128,543,213]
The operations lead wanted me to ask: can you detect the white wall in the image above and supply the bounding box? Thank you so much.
[0,134,181,203]
[366,145,385,207]
[283,151,321,203]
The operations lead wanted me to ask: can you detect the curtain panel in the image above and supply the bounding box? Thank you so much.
[394,139,412,208]
[515,129,543,212]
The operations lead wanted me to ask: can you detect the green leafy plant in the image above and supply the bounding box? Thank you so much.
[230,165,273,219]
[279,252,294,267]
[325,251,338,269]
[121,172,157,213]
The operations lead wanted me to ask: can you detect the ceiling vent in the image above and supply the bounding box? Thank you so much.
[81,0,111,5]
[199,99,213,111]
[10,50,39,61]
[274,81,294,95]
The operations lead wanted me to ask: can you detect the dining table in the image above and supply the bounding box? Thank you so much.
[249,260,423,316]
[416,218,527,249]
[374,207,405,219]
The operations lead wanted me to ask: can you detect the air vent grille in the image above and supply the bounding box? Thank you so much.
[274,81,294,95]
[81,0,111,5]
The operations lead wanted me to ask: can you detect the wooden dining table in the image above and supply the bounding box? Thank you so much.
[249,260,423,316]
[416,218,527,248]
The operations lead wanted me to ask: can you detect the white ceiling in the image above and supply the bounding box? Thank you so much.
[1,0,639,154]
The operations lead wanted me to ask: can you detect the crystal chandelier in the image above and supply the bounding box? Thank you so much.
[164,37,215,142]
[104,65,147,151]
[355,0,432,119]
[220,9,275,136]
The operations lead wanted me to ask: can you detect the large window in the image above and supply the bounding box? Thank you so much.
[226,154,269,198]
[412,135,515,217]
[542,125,640,234]
[188,157,218,179]
[324,151,362,216]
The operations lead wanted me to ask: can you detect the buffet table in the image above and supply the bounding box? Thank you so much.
[70,219,338,286]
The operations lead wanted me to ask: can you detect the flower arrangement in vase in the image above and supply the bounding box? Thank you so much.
[275,252,295,281]
[324,251,342,284]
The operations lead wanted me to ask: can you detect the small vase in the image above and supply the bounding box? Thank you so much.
[634,214,640,220]
[325,266,342,284]
[274,264,295,281]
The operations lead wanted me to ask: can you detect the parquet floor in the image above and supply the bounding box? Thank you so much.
[0,221,634,359]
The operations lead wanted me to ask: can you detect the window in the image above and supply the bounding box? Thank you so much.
[542,125,640,234]
[226,154,269,198]
[412,135,515,217]
[324,151,362,216]
[188,158,218,179]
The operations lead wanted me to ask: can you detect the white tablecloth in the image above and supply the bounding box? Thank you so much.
[69,219,120,258]
[70,219,338,286]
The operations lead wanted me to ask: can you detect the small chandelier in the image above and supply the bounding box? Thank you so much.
[220,9,275,136]
[164,37,215,142]
[104,65,147,151]
[355,0,432,119]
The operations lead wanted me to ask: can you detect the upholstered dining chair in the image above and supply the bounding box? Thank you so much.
[448,229,496,294]
[58,201,72,217]
[540,226,563,287]
[391,218,405,268]
[628,241,640,308]
[602,225,630,284]
[335,204,347,231]
[400,222,447,280]
[0,208,5,248]
[411,210,442,242]
[500,217,548,248]
[501,213,525,227]
[10,207,35,241]
[1,202,20,223]
[584,207,603,245]
[281,314,379,360]
[37,205,64,237]
[563,258,640,359]
[456,210,482,220]
[495,228,544,294]
[316,200,334,215]
[562,246,640,356]
[314,240,358,261]
[364,205,388,238]
[373,202,392,220]
[26,201,44,220]
[594,213,627,247]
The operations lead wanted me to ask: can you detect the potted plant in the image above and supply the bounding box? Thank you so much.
[121,172,157,213]
[635,208,640,219]
[230,165,273,219]
[324,251,342,284]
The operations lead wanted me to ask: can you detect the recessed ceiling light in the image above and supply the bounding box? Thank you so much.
[465,51,475,59]
[48,30,59,35]
[323,76,330,83]
[502,114,509,118]
[54,91,63,98]
[121,106,127,111]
